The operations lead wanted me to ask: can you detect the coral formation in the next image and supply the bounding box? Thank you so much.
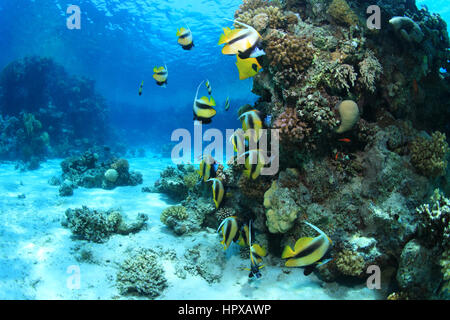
[334,249,365,277]
[389,16,424,43]
[410,132,449,178]
[327,0,359,27]
[62,206,148,243]
[59,151,143,193]
[358,51,383,93]
[264,181,300,233]
[335,100,359,133]
[116,248,167,298]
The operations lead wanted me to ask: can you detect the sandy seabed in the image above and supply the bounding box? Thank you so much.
[0,153,381,300]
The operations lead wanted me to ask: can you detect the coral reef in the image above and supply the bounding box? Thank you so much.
[62,206,148,243]
[0,56,111,161]
[410,131,449,178]
[149,164,198,201]
[116,248,167,298]
[59,151,143,194]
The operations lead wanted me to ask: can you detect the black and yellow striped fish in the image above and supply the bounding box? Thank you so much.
[138,80,144,96]
[217,216,239,250]
[206,80,212,95]
[239,109,263,143]
[244,221,266,279]
[198,155,217,182]
[176,27,194,50]
[218,20,265,59]
[282,221,333,276]
[236,56,262,80]
[238,149,266,180]
[193,81,216,124]
[237,223,250,247]
[229,129,246,154]
[153,65,168,87]
[207,178,224,209]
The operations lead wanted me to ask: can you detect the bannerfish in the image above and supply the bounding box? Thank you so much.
[176,27,194,50]
[207,178,224,209]
[218,20,265,59]
[206,80,212,95]
[193,81,216,124]
[229,129,246,154]
[239,109,263,143]
[282,221,333,276]
[198,154,217,182]
[138,80,144,96]
[236,56,262,80]
[244,221,266,280]
[153,65,168,87]
[238,149,266,180]
[217,216,239,250]
[237,223,250,247]
[224,96,230,111]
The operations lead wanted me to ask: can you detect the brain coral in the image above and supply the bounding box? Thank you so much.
[104,168,119,183]
[116,248,168,298]
[410,131,449,178]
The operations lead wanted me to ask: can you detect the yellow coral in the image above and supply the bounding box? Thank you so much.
[335,249,365,277]
[327,0,359,27]
[160,206,188,224]
[410,131,449,178]
[183,171,198,190]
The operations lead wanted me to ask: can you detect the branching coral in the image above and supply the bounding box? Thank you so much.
[335,249,365,277]
[216,207,236,223]
[116,248,167,298]
[416,189,450,248]
[359,50,383,93]
[327,0,358,27]
[410,131,449,178]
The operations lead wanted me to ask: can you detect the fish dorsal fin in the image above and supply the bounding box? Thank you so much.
[209,96,216,107]
[176,27,187,37]
[194,81,205,108]
[294,237,315,253]
[198,96,211,104]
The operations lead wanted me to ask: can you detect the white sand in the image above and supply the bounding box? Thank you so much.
[0,154,380,300]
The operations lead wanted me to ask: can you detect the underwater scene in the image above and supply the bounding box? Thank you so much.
[0,0,449,301]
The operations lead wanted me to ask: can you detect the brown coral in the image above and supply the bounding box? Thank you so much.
[273,108,311,144]
[266,31,314,78]
[410,131,449,178]
[238,174,271,200]
[327,0,359,27]
[235,6,287,33]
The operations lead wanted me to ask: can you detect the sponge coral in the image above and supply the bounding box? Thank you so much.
[335,100,359,133]
[327,0,359,27]
[410,131,449,178]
